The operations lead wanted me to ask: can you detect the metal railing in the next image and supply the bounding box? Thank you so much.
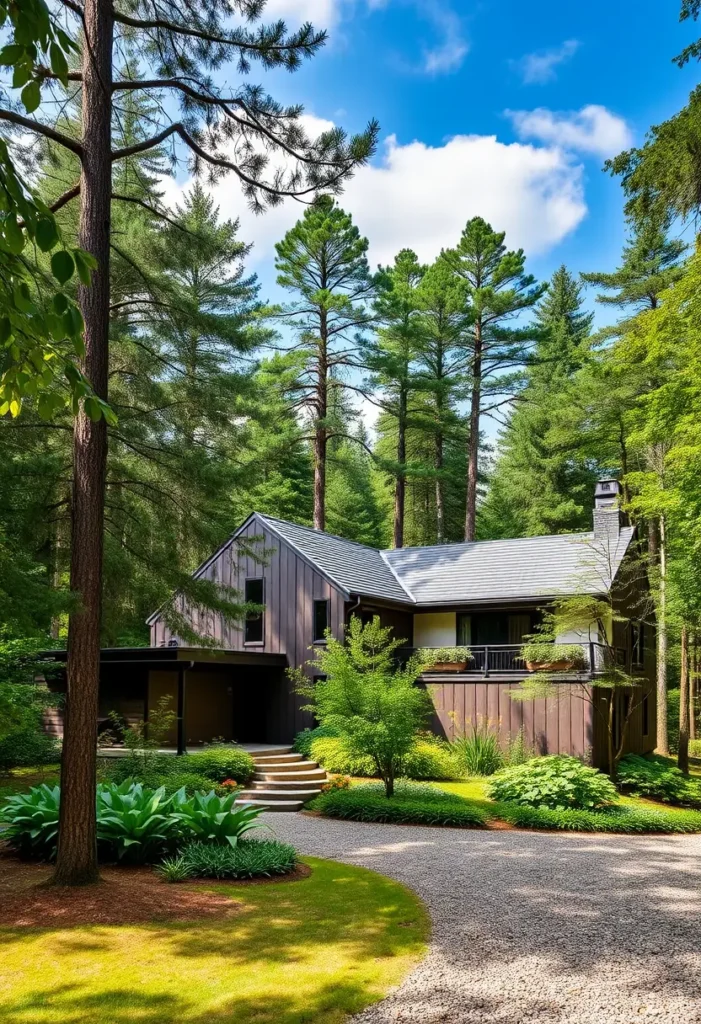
[404,642,629,678]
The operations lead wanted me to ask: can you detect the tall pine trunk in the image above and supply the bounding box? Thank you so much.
[434,385,444,544]
[656,514,669,757]
[691,639,697,743]
[53,0,112,885]
[679,624,690,774]
[393,387,407,548]
[465,322,482,542]
[313,315,328,531]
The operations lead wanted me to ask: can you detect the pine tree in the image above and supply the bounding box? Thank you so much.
[479,267,596,539]
[361,250,426,548]
[442,218,546,541]
[326,427,385,547]
[275,197,374,531]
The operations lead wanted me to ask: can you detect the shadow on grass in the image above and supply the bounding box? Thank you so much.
[0,857,429,1024]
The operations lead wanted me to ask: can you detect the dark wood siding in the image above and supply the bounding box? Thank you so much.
[424,679,594,759]
[149,516,348,738]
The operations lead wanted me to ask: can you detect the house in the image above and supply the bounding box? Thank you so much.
[42,479,655,765]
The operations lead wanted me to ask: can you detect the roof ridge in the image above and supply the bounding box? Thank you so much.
[258,513,381,553]
[383,530,596,555]
[378,550,415,603]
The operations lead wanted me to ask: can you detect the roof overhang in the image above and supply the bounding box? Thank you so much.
[40,647,288,669]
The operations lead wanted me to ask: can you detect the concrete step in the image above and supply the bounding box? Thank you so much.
[253,759,319,773]
[250,778,323,791]
[235,798,303,812]
[249,751,301,764]
[238,788,320,803]
[255,768,327,783]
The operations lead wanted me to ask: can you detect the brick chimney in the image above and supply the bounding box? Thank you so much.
[593,478,622,540]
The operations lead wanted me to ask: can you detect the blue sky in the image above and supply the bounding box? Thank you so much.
[166,0,698,311]
[164,0,697,430]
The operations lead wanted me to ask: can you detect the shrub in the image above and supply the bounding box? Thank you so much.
[506,728,534,766]
[184,746,255,785]
[617,754,701,806]
[451,727,504,776]
[321,774,351,793]
[155,772,226,796]
[100,752,178,786]
[402,737,460,780]
[520,640,586,668]
[169,788,264,846]
[495,801,701,834]
[418,646,473,666]
[690,739,701,759]
[488,755,617,810]
[311,736,376,776]
[159,839,298,881]
[96,782,182,862]
[292,724,339,759]
[309,781,487,828]
[0,728,60,771]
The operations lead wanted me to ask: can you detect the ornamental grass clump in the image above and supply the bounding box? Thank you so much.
[488,755,617,811]
[451,725,504,776]
[158,840,298,881]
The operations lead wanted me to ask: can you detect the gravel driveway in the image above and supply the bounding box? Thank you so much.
[263,812,701,1024]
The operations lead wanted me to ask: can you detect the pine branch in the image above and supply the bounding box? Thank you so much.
[0,109,83,157]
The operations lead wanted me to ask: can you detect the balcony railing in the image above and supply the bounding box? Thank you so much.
[404,642,628,678]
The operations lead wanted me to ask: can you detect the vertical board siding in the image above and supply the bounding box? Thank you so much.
[426,680,595,760]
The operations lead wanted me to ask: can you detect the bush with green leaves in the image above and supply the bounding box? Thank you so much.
[154,771,228,796]
[403,737,460,780]
[292,724,339,759]
[159,839,298,881]
[183,747,255,785]
[309,781,487,827]
[96,781,181,862]
[616,754,701,806]
[309,734,460,780]
[169,788,263,847]
[0,782,60,858]
[488,756,617,810]
[292,616,432,797]
[0,728,60,771]
[495,801,701,834]
[451,726,504,776]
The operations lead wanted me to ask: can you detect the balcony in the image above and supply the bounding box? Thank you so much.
[404,642,628,679]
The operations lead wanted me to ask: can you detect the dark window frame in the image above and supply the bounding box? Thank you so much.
[631,621,645,669]
[313,599,330,643]
[244,577,265,645]
[642,694,650,738]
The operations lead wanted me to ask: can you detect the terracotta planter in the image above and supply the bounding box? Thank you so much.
[424,661,468,673]
[526,659,575,672]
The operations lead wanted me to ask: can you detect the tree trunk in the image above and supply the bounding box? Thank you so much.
[465,322,482,542]
[607,692,615,778]
[690,639,697,743]
[679,624,690,774]
[384,773,394,798]
[656,514,669,756]
[313,315,328,532]
[393,386,407,549]
[53,0,112,886]
[435,395,444,544]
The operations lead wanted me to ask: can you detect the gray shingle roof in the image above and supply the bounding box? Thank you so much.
[257,515,411,604]
[259,514,635,606]
[383,528,636,606]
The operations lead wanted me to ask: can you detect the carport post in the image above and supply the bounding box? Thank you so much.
[176,663,192,756]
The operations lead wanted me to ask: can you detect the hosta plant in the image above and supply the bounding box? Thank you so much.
[0,783,60,859]
[159,839,298,881]
[488,756,617,811]
[96,781,181,862]
[170,789,264,847]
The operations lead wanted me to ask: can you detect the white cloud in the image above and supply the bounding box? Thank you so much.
[161,117,587,272]
[514,40,579,84]
[262,0,342,27]
[420,7,468,74]
[507,104,633,158]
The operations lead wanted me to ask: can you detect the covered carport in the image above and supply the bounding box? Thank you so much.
[42,646,290,753]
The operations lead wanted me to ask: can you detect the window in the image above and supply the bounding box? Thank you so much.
[642,694,649,738]
[313,600,329,642]
[244,578,264,644]
[631,621,645,668]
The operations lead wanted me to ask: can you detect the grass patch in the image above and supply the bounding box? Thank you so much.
[494,801,701,833]
[159,839,298,881]
[0,765,60,800]
[308,782,487,827]
[0,856,429,1024]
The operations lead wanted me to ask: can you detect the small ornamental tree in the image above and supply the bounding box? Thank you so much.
[292,616,431,797]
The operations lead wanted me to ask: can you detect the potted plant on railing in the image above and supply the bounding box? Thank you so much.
[419,646,474,673]
[521,640,587,673]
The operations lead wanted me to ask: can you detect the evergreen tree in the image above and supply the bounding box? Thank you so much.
[275,197,374,531]
[442,218,546,541]
[479,267,596,539]
[362,249,426,548]
[326,427,385,547]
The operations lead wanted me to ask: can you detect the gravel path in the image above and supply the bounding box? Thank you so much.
[262,812,701,1024]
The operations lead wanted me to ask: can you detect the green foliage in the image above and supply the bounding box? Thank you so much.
[310,734,460,780]
[617,754,701,806]
[0,782,60,858]
[168,789,264,848]
[159,840,298,881]
[184,747,255,785]
[155,772,228,797]
[451,727,504,776]
[311,736,376,776]
[292,724,340,759]
[96,782,180,863]
[419,646,472,665]
[495,801,701,834]
[488,756,618,810]
[309,781,487,827]
[402,737,460,780]
[294,616,432,796]
[0,728,59,771]
[521,641,586,667]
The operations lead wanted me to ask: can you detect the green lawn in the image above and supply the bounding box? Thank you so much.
[0,857,429,1024]
[0,765,60,800]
